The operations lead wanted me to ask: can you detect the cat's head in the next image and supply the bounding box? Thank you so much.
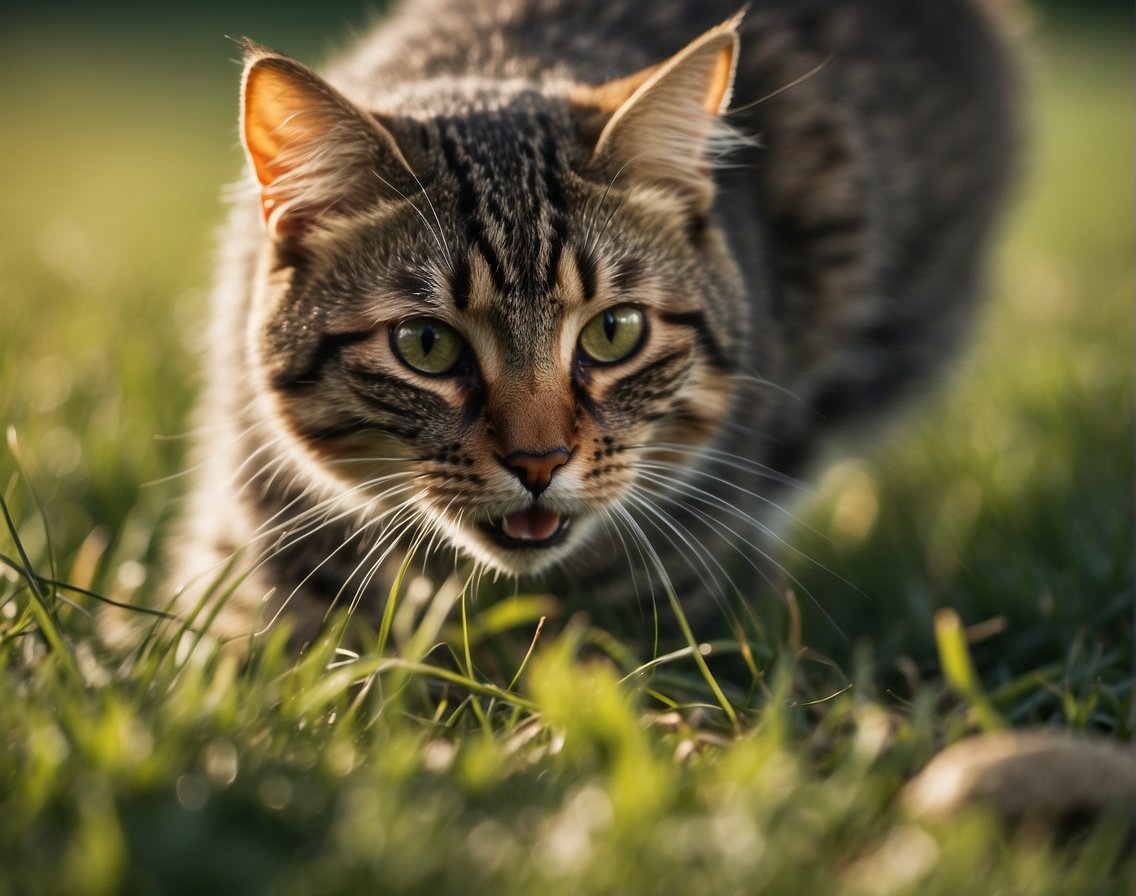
[239,17,755,577]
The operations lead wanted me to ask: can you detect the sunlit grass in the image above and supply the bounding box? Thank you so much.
[0,13,1131,896]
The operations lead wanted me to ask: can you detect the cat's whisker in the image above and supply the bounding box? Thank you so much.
[633,472,794,579]
[286,492,430,627]
[729,370,808,405]
[631,464,855,594]
[632,439,796,476]
[419,496,462,576]
[610,504,683,618]
[274,501,425,636]
[254,521,370,636]
[630,444,811,493]
[226,427,308,501]
[228,430,294,489]
[368,167,453,274]
[632,466,803,546]
[261,441,309,499]
[242,479,422,573]
[587,189,633,262]
[234,463,318,525]
[405,165,455,276]
[725,54,834,116]
[632,475,853,640]
[595,504,656,623]
[325,455,414,466]
[582,153,639,261]
[249,486,345,541]
[142,462,211,490]
[631,460,818,540]
[623,491,742,620]
[248,491,419,591]
[347,506,432,622]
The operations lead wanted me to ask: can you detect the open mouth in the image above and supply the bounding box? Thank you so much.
[481,508,570,548]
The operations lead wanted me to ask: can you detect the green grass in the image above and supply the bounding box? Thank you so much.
[0,12,1132,896]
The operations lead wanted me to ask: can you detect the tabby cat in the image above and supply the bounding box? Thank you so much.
[173,0,1015,647]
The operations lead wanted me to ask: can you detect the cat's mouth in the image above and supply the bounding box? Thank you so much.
[480,508,570,549]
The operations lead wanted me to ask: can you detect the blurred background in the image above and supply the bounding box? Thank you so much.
[0,0,1130,693]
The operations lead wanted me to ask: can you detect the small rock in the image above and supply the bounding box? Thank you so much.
[903,729,1136,820]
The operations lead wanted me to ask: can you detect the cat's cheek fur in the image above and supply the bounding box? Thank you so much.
[243,259,359,498]
[648,365,736,450]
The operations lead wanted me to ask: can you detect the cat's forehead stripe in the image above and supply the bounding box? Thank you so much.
[438,131,507,307]
[435,104,571,312]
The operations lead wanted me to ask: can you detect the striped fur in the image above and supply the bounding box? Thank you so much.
[170,0,1015,647]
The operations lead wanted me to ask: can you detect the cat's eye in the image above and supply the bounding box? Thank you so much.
[392,318,464,375]
[578,305,645,365]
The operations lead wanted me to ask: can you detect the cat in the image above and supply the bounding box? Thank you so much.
[170,0,1015,649]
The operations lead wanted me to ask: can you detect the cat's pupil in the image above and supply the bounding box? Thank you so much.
[420,324,436,355]
[603,310,616,343]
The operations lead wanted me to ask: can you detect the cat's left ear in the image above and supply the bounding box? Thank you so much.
[580,13,742,212]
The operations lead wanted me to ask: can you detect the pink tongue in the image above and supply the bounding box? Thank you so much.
[502,508,562,542]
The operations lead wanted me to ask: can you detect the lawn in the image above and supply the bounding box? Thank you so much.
[0,6,1131,895]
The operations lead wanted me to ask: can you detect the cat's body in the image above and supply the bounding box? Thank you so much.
[173,0,1015,645]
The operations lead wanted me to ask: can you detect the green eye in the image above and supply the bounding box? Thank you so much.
[392,318,463,375]
[579,305,645,364]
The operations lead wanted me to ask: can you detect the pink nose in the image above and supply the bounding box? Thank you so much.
[503,448,570,496]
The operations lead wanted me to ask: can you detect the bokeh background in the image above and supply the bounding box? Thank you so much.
[1,0,1131,686]
[0,2,1131,892]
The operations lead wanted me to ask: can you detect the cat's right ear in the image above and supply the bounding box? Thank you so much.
[240,42,414,239]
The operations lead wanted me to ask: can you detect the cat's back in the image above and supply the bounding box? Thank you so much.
[332,0,1013,107]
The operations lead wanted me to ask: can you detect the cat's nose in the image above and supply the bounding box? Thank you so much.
[502,448,571,497]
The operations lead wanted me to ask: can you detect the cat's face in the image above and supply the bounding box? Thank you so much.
[240,22,752,577]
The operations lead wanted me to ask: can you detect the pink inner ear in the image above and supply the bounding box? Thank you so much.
[243,66,293,225]
[588,18,739,191]
[242,62,323,215]
[704,43,736,115]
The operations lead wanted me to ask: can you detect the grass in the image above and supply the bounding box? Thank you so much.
[0,9,1132,895]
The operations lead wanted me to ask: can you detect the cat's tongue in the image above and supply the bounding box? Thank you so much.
[501,508,562,542]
